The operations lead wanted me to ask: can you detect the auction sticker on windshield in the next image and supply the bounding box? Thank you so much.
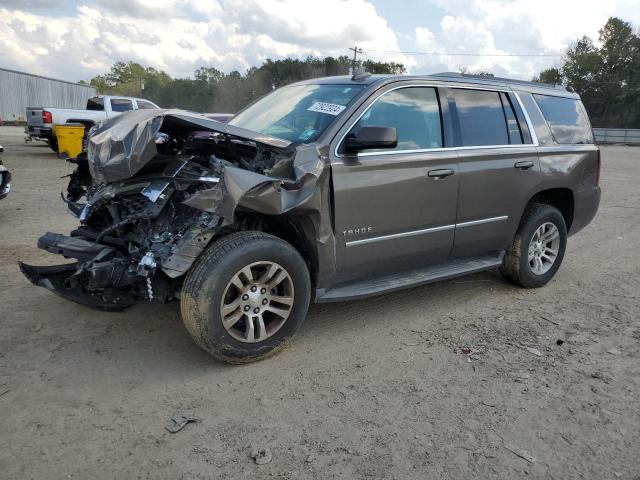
[307,102,346,116]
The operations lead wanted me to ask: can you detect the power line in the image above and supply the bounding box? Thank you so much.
[362,48,563,58]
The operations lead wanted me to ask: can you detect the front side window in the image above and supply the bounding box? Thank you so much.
[533,94,593,144]
[111,98,134,112]
[229,84,365,143]
[347,87,442,152]
[453,89,510,146]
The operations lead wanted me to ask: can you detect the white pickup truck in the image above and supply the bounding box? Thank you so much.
[26,95,160,152]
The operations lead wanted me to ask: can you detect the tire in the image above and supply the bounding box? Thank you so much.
[180,231,311,363]
[48,136,59,153]
[500,203,567,288]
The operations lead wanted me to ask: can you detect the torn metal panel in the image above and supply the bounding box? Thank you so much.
[88,109,292,184]
[183,143,332,243]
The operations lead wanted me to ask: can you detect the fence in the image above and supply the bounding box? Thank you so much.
[593,128,640,145]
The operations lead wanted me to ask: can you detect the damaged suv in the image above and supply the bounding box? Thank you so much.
[21,73,601,363]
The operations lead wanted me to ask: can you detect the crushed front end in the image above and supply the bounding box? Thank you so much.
[22,155,224,309]
[20,109,327,310]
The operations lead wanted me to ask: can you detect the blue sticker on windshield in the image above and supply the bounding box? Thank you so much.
[298,129,316,141]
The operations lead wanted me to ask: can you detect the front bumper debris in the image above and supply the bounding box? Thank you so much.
[20,231,168,310]
[20,262,136,311]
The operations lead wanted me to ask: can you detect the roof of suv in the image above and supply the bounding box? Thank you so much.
[295,72,578,99]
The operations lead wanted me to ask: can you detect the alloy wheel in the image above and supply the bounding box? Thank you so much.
[528,222,560,275]
[219,261,294,343]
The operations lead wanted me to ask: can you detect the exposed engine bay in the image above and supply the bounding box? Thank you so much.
[21,109,329,310]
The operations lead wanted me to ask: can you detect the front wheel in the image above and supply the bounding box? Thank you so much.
[500,203,567,288]
[180,231,311,363]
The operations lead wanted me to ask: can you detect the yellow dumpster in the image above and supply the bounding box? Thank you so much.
[53,124,85,159]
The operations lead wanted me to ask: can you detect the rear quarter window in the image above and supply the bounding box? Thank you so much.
[533,94,593,145]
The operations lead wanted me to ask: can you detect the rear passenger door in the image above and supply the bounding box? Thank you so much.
[448,87,541,259]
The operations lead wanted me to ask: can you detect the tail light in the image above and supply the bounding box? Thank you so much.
[42,111,52,124]
[595,146,601,186]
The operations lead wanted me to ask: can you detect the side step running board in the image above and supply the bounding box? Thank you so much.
[316,253,504,303]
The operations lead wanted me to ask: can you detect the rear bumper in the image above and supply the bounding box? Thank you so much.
[25,126,52,138]
[569,186,601,236]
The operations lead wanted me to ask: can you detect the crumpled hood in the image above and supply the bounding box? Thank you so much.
[87,109,292,184]
[85,108,333,245]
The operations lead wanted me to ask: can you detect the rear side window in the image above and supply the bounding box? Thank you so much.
[111,98,134,112]
[533,94,593,144]
[349,87,442,152]
[87,97,104,111]
[452,89,510,146]
[136,100,158,109]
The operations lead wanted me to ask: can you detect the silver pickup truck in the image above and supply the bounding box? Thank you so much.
[25,95,159,152]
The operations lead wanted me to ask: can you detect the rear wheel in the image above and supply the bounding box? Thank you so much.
[500,203,567,288]
[48,136,59,153]
[181,231,311,363]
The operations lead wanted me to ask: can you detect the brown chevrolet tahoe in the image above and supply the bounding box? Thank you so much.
[21,72,601,363]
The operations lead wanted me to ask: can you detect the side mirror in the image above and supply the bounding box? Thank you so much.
[343,126,397,153]
[0,145,3,153]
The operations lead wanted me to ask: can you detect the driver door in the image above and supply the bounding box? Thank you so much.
[330,85,459,285]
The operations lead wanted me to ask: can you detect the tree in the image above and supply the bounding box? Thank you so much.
[87,56,408,113]
[594,18,640,126]
[458,67,494,77]
[194,67,224,85]
[533,17,640,128]
[533,68,562,85]
[362,60,406,74]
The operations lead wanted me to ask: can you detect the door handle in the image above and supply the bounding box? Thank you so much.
[514,161,534,170]
[427,168,455,179]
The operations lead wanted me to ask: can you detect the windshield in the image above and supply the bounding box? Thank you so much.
[228,84,365,143]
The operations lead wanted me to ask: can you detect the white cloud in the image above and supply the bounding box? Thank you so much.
[0,0,411,81]
[409,0,640,79]
[1,0,639,82]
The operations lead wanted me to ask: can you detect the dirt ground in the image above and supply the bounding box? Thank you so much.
[0,125,638,479]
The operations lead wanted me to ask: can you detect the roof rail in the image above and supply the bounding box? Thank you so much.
[431,72,566,91]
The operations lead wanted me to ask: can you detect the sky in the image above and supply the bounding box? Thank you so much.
[0,0,638,83]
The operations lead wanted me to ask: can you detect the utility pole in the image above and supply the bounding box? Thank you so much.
[348,45,363,74]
